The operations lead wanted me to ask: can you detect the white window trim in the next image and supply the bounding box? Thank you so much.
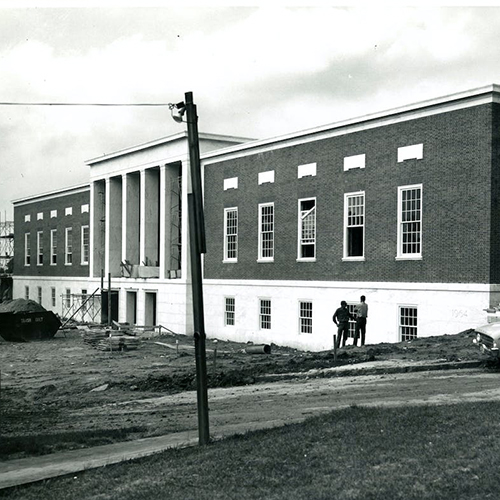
[65,227,73,265]
[65,207,73,216]
[37,212,43,220]
[297,197,316,262]
[258,297,272,330]
[50,229,57,266]
[24,214,31,222]
[24,232,30,266]
[224,296,235,327]
[37,231,43,266]
[298,300,313,335]
[81,225,89,265]
[343,191,365,261]
[396,184,423,260]
[81,204,89,213]
[50,210,57,218]
[51,287,56,307]
[257,202,274,262]
[223,207,238,263]
[398,304,418,341]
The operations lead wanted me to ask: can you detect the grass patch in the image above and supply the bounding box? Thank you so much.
[3,401,500,499]
[0,427,146,461]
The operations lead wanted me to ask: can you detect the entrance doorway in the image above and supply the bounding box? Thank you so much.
[145,292,157,326]
[126,291,137,325]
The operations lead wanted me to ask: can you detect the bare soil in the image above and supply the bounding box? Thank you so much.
[0,327,493,460]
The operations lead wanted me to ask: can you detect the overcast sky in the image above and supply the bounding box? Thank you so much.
[1,3,500,218]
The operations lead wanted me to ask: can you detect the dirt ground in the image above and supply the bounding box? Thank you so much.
[0,326,492,459]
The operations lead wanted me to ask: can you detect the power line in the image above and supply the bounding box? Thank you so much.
[0,102,171,106]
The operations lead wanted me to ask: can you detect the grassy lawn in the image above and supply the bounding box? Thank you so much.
[2,401,500,500]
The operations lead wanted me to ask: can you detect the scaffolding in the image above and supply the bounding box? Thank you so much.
[61,290,102,323]
[0,220,14,272]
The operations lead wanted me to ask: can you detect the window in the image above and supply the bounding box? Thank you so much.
[65,288,71,308]
[398,144,423,162]
[50,229,57,265]
[50,210,57,218]
[344,192,365,259]
[344,153,366,171]
[400,306,418,341]
[37,212,43,220]
[258,203,274,261]
[65,227,73,265]
[24,214,31,222]
[398,185,422,258]
[298,198,316,259]
[81,225,90,265]
[37,231,43,265]
[258,170,275,184]
[51,287,56,307]
[81,204,89,213]
[347,304,357,340]
[299,301,313,334]
[225,297,235,326]
[24,233,31,266]
[259,299,271,330]
[25,286,29,300]
[224,208,238,262]
[65,207,72,216]
[37,286,42,305]
[223,177,238,190]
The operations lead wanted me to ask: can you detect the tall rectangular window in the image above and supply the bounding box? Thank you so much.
[225,297,235,326]
[37,286,42,305]
[400,306,418,341]
[259,299,271,330]
[24,232,31,266]
[224,208,238,262]
[258,203,274,261]
[398,185,422,258]
[51,287,56,307]
[50,229,57,265]
[65,227,73,265]
[298,198,316,259]
[344,192,365,259]
[37,231,43,265]
[25,286,29,300]
[81,225,89,265]
[65,288,71,308]
[299,301,313,334]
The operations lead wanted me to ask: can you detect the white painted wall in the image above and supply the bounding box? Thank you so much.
[203,279,492,351]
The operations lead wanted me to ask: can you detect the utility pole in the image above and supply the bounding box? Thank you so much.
[183,91,210,445]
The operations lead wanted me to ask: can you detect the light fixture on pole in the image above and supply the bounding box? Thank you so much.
[169,92,209,446]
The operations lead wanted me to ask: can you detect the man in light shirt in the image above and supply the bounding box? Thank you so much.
[353,295,368,346]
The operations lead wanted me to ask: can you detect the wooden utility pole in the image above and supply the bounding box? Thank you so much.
[184,91,210,446]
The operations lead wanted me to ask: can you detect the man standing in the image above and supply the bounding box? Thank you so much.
[353,295,368,346]
[333,300,354,349]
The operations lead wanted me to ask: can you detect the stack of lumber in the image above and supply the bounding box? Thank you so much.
[82,329,109,347]
[95,335,140,351]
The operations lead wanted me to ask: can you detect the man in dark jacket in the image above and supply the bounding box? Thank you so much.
[333,300,354,349]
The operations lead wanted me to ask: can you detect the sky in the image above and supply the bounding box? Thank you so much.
[1,3,500,219]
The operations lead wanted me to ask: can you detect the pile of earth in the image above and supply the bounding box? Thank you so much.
[0,299,46,314]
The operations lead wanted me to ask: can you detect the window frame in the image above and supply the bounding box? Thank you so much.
[37,286,42,305]
[397,184,423,260]
[24,232,31,266]
[259,298,272,330]
[25,286,29,300]
[37,231,43,266]
[50,229,57,265]
[399,305,418,341]
[298,300,313,334]
[81,225,90,265]
[224,297,235,326]
[223,207,238,263]
[258,202,274,262]
[297,197,316,261]
[343,191,365,261]
[65,227,73,265]
[51,287,56,307]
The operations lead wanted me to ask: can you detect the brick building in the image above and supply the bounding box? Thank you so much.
[11,85,500,350]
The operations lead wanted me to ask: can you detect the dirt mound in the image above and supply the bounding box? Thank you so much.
[0,299,46,314]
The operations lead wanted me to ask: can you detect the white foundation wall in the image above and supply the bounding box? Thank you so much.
[13,276,194,335]
[13,276,95,316]
[203,280,493,351]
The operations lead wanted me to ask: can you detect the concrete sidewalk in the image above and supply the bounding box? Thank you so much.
[0,359,483,491]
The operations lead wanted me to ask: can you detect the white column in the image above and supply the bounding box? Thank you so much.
[159,164,167,279]
[139,169,146,266]
[121,174,128,263]
[89,181,95,278]
[105,178,111,277]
